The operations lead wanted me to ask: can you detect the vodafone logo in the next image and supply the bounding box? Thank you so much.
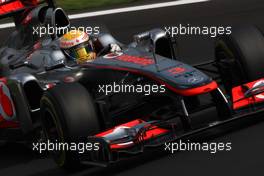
[0,82,16,121]
[253,80,264,99]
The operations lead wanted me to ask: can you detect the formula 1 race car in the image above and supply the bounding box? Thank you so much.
[1,0,264,170]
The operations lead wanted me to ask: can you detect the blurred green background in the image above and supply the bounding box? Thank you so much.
[56,0,139,12]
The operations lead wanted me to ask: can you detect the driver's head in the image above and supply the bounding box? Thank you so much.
[60,30,96,63]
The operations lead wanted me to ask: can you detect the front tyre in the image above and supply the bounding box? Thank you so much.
[215,25,264,93]
[40,83,100,169]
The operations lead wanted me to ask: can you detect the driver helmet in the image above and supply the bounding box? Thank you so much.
[60,30,96,63]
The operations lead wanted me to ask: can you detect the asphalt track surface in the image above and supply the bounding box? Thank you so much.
[1,0,264,175]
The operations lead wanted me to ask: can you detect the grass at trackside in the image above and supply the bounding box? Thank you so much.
[0,0,141,23]
[56,0,139,12]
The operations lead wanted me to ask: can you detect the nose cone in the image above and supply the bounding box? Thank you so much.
[160,62,212,89]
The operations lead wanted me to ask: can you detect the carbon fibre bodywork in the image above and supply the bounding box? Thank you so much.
[0,0,251,168]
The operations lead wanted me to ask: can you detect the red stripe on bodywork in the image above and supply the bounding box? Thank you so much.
[232,79,264,110]
[178,81,218,96]
[0,77,7,84]
[0,84,13,117]
[0,0,24,15]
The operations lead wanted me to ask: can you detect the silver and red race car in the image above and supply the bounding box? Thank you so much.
[1,0,264,169]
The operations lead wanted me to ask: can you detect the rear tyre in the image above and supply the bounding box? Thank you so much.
[40,83,100,169]
[215,25,264,93]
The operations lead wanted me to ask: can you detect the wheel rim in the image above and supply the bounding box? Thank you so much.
[42,108,66,165]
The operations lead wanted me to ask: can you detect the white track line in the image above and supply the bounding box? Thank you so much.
[0,22,14,29]
[0,0,210,29]
[69,0,210,19]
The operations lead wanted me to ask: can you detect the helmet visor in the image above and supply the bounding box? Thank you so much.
[65,41,94,60]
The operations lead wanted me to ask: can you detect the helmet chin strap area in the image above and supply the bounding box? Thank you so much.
[76,48,96,63]
[78,53,97,63]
